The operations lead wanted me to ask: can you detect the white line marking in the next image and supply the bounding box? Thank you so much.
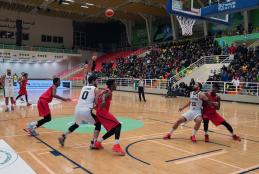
[37,151,51,156]
[70,129,190,149]
[28,151,56,174]
[150,140,243,170]
[230,165,259,174]
[0,131,61,138]
[174,151,228,164]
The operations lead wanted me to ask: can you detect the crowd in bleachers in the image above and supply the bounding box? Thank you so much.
[99,37,222,79]
[208,44,259,82]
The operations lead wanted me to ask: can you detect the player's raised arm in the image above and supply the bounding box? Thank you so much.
[101,90,110,108]
[52,86,70,101]
[199,92,209,101]
[93,87,100,109]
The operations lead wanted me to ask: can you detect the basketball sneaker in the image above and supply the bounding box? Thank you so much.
[89,140,95,149]
[163,133,171,140]
[27,103,32,106]
[232,134,241,141]
[205,134,209,142]
[112,144,125,156]
[27,123,39,136]
[58,135,66,146]
[190,135,197,143]
[94,141,104,150]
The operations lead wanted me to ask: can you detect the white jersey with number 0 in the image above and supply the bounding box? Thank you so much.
[189,91,203,111]
[4,74,13,88]
[76,85,96,109]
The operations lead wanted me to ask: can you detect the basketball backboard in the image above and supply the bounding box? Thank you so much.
[167,0,230,25]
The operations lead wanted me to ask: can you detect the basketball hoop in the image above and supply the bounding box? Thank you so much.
[176,16,196,36]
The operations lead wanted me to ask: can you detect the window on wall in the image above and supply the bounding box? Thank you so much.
[41,35,63,44]
[46,35,51,42]
[23,33,29,41]
[42,35,47,42]
[0,31,15,39]
[74,31,86,48]
[53,36,58,43]
[58,37,63,43]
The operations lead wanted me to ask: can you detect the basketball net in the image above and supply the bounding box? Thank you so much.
[176,16,196,36]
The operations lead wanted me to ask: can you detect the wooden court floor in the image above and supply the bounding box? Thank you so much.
[0,89,259,174]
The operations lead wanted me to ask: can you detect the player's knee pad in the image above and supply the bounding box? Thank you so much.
[94,122,101,131]
[69,123,79,132]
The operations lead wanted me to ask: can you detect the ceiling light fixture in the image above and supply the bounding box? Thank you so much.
[61,2,70,5]
[85,2,94,6]
[81,5,89,8]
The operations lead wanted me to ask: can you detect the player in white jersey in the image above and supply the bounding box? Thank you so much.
[1,69,15,112]
[58,75,101,148]
[163,82,209,143]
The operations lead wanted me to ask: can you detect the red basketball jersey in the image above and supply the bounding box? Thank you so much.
[20,79,28,90]
[203,92,219,115]
[97,88,112,111]
[39,85,55,103]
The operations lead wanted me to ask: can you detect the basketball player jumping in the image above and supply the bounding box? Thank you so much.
[27,77,70,136]
[164,82,209,142]
[1,69,15,112]
[93,79,125,155]
[58,75,102,148]
[83,55,97,85]
[203,83,241,142]
[16,73,31,106]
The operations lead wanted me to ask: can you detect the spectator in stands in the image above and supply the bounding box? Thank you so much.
[100,37,221,80]
[248,23,253,34]
[223,44,229,55]
[236,24,244,35]
[189,78,195,91]
[228,44,237,55]
[13,73,18,86]
[231,76,240,90]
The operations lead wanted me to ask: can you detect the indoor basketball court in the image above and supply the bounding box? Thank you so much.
[0,0,259,173]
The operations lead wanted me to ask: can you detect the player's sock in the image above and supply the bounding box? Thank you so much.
[205,131,208,135]
[115,139,120,145]
[98,137,104,143]
[169,128,175,134]
[31,121,37,129]
[192,129,197,136]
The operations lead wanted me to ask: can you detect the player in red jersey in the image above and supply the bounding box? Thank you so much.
[203,83,241,142]
[16,73,31,106]
[26,77,70,136]
[93,79,125,156]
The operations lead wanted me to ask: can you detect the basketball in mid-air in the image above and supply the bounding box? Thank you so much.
[105,9,114,17]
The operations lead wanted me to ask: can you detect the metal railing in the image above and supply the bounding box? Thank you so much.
[0,43,79,54]
[70,77,258,96]
[200,81,259,96]
[57,63,84,79]
[172,55,230,82]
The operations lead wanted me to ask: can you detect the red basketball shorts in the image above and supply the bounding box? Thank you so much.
[37,99,51,117]
[203,112,225,126]
[96,109,120,131]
